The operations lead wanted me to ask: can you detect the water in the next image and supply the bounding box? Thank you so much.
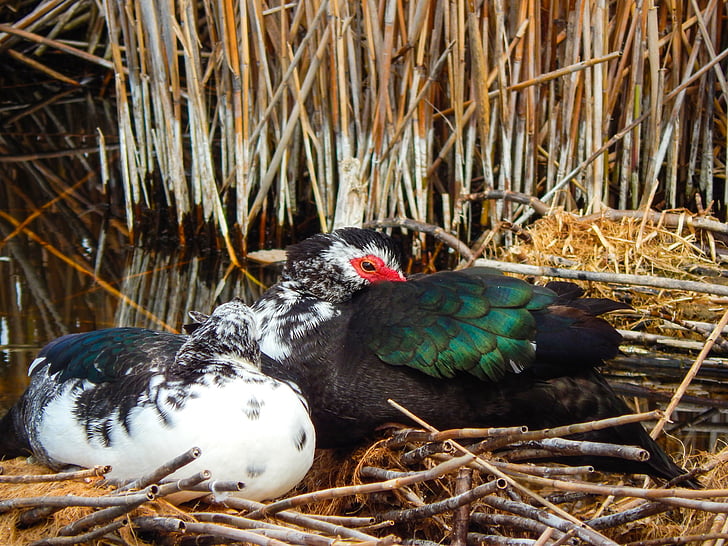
[0,235,277,414]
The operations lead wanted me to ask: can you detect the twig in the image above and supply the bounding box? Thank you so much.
[376,477,499,524]
[58,495,152,536]
[113,446,201,493]
[28,518,128,546]
[208,497,384,542]
[472,411,662,452]
[478,495,618,546]
[0,466,109,484]
[472,259,728,297]
[193,513,340,546]
[459,190,551,216]
[503,438,649,463]
[587,501,670,530]
[364,218,474,260]
[385,425,528,447]
[0,487,156,513]
[651,306,728,438]
[489,460,595,478]
[470,512,568,542]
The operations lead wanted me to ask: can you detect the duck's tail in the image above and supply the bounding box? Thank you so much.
[0,405,31,459]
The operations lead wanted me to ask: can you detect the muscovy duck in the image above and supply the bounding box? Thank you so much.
[252,227,694,485]
[0,299,315,501]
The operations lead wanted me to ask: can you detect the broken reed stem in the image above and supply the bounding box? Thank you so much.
[193,512,346,546]
[114,446,201,493]
[0,466,109,484]
[27,518,129,546]
[0,487,156,513]
[473,258,728,297]
[212,496,383,542]
[385,424,528,447]
[472,410,662,452]
[503,438,649,463]
[651,305,728,439]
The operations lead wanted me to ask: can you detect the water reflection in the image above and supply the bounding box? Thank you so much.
[0,239,278,412]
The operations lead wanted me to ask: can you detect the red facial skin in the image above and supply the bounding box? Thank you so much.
[350,256,406,283]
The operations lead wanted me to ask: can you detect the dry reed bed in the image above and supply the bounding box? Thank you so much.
[0,414,726,546]
[2,1,727,255]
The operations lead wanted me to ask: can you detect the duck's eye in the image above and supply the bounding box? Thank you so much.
[360,260,377,273]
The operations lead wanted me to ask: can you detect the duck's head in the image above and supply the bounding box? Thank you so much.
[184,298,260,366]
[283,227,406,303]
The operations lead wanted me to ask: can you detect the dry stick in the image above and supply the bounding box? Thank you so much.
[58,494,152,537]
[460,189,551,217]
[183,479,245,494]
[193,513,339,546]
[470,513,568,543]
[0,487,156,514]
[153,470,212,497]
[619,330,721,353]
[27,518,129,546]
[114,446,201,493]
[472,411,662,452]
[364,218,474,260]
[376,479,501,524]
[628,533,728,546]
[472,259,728,297]
[360,467,424,480]
[506,438,649,462]
[182,520,316,546]
[5,47,80,85]
[211,496,383,542]
[386,400,619,546]
[587,500,669,530]
[506,473,728,501]
[303,514,376,527]
[0,466,109,484]
[386,425,528,446]
[488,460,595,478]
[401,441,454,464]
[651,306,728,439]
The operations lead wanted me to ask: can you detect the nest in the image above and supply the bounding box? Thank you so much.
[1,419,726,546]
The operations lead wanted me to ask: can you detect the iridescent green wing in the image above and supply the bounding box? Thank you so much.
[38,328,184,383]
[350,268,556,382]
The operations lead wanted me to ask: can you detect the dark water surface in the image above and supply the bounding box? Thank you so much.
[0,234,275,414]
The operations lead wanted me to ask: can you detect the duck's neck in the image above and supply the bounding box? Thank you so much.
[253,281,341,361]
[175,333,259,371]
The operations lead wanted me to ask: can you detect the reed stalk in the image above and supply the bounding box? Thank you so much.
[2,0,726,253]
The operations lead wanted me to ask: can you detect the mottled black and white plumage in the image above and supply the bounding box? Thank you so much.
[253,227,696,486]
[0,299,315,501]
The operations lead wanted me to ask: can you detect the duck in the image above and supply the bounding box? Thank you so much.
[0,299,315,502]
[250,227,696,486]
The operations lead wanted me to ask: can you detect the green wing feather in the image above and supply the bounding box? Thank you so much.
[355,268,555,382]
